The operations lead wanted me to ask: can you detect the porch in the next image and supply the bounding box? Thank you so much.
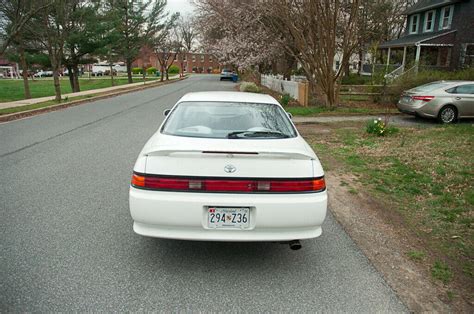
[378,30,456,79]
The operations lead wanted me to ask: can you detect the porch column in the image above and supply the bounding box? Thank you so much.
[386,47,391,70]
[402,46,407,71]
[415,44,421,74]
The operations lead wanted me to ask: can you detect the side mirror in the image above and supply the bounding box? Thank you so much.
[287,112,293,119]
[163,109,171,116]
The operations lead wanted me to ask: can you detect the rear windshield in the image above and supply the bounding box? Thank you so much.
[161,101,297,139]
[411,82,453,93]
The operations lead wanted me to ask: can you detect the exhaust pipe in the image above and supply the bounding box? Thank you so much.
[289,240,302,250]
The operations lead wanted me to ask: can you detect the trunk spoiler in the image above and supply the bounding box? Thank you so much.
[144,149,315,160]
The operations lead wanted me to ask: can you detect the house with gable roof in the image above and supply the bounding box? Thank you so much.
[379,0,473,77]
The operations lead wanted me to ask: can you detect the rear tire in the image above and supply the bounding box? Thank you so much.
[438,105,457,124]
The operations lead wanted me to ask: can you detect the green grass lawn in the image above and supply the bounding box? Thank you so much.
[303,122,473,290]
[0,95,95,115]
[0,77,158,102]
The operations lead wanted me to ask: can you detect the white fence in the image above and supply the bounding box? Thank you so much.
[261,74,308,106]
[261,74,298,98]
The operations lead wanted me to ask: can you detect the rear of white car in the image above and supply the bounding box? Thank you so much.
[129,92,327,242]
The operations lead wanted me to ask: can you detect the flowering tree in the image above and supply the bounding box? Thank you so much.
[195,0,360,108]
[194,0,282,70]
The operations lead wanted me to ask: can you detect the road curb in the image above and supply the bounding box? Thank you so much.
[0,76,188,123]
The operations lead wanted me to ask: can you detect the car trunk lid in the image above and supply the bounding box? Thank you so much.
[142,135,317,178]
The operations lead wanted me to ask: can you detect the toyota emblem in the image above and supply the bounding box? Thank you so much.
[224,164,236,173]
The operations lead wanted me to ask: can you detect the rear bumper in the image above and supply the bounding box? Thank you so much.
[397,100,438,118]
[129,187,327,241]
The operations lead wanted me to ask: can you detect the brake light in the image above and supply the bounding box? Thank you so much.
[131,173,325,193]
[412,95,435,102]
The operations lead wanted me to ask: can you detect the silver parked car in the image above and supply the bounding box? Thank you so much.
[397,81,474,123]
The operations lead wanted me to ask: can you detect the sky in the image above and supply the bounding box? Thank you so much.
[166,0,196,16]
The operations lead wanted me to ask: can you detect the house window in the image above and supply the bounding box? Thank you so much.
[192,55,196,62]
[424,10,435,32]
[183,54,187,61]
[209,56,213,63]
[439,5,454,30]
[409,14,420,34]
[460,44,474,67]
[200,55,205,62]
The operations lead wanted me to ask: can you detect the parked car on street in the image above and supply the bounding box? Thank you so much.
[33,70,53,77]
[397,81,474,123]
[220,69,234,81]
[92,70,104,76]
[129,92,327,249]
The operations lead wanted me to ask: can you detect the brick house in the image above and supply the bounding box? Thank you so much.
[379,0,474,73]
[133,47,223,74]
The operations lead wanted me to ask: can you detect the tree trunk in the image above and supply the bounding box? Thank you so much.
[283,54,294,81]
[343,62,350,78]
[52,69,61,102]
[357,48,363,75]
[160,64,164,82]
[142,66,146,83]
[166,69,169,81]
[126,59,133,84]
[110,63,115,86]
[67,65,74,90]
[72,64,80,92]
[323,76,336,109]
[19,45,31,99]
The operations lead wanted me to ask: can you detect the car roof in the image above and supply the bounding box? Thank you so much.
[428,80,473,85]
[178,91,280,105]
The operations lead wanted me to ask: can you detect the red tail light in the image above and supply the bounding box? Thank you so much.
[131,173,325,193]
[412,95,435,102]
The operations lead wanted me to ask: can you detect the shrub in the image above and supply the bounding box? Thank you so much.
[280,93,292,106]
[366,118,398,136]
[341,73,372,85]
[132,67,142,75]
[168,65,180,74]
[146,67,157,74]
[239,81,261,93]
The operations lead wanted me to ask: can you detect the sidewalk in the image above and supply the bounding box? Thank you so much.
[0,76,179,110]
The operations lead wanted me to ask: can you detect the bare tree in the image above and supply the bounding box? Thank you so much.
[263,0,360,108]
[177,16,196,77]
[155,36,180,81]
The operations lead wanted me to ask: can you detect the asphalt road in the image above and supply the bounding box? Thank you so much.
[1,75,407,312]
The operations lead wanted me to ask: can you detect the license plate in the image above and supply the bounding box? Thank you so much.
[207,207,250,229]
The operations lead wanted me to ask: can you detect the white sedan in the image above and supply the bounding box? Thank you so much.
[129,92,327,249]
